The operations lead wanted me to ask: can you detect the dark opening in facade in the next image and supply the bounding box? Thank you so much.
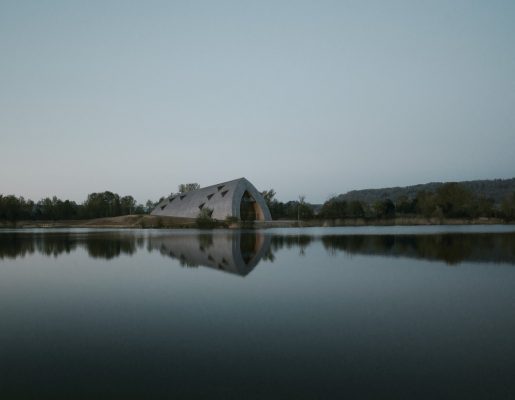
[239,191,265,221]
[240,191,257,220]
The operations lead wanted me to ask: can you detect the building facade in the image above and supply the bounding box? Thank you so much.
[151,178,272,221]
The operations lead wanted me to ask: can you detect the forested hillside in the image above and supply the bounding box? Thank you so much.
[336,178,515,205]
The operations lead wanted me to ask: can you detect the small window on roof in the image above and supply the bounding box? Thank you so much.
[199,203,205,210]
[180,194,186,200]
[169,197,175,202]
[221,190,229,197]
[217,185,225,191]
[160,204,166,210]
[207,193,214,200]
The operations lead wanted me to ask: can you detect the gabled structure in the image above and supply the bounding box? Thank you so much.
[151,178,272,221]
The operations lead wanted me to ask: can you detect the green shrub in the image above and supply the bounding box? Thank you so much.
[196,208,218,229]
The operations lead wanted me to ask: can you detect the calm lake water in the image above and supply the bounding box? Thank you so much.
[1,226,515,399]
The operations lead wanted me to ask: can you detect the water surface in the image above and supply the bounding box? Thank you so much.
[1,226,515,399]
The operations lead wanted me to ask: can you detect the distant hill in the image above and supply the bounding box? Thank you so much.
[335,178,515,205]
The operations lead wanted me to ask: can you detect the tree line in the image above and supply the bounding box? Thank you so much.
[3,182,515,222]
[263,183,515,221]
[261,190,315,220]
[0,192,156,221]
[317,183,515,221]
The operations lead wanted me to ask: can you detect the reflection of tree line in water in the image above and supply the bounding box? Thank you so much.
[1,232,515,266]
[266,234,515,265]
[0,233,143,260]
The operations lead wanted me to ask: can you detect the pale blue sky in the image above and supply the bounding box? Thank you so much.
[1,0,514,203]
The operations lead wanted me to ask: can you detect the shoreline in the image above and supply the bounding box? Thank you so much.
[0,215,512,229]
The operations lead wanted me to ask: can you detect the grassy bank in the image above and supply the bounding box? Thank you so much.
[0,215,197,229]
[0,215,511,229]
[254,217,510,228]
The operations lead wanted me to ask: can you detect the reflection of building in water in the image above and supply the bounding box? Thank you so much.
[149,232,271,276]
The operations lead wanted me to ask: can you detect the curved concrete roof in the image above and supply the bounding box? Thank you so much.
[151,177,272,221]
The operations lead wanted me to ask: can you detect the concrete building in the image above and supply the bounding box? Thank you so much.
[151,178,272,221]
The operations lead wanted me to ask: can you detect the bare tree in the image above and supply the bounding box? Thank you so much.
[261,189,276,205]
[298,195,305,223]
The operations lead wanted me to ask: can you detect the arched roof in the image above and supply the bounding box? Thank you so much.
[151,178,272,221]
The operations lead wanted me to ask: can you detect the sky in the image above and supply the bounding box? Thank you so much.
[1,0,514,204]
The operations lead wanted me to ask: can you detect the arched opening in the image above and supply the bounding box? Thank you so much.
[240,191,265,221]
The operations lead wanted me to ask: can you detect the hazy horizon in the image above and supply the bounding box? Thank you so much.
[2,175,515,205]
[2,1,514,204]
